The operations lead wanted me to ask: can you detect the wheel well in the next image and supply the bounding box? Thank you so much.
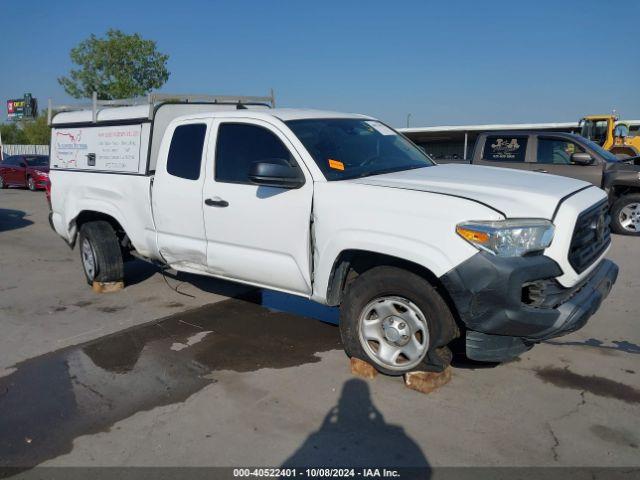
[611,185,640,201]
[326,249,459,317]
[611,146,639,158]
[73,211,131,252]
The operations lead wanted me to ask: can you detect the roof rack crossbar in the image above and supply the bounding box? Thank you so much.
[48,90,276,125]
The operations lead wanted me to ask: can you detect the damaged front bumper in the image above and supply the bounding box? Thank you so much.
[440,252,618,362]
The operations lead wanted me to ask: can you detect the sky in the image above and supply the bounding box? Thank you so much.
[1,0,639,128]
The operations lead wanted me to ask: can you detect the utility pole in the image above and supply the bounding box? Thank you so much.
[406,113,412,128]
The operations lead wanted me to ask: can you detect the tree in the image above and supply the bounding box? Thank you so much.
[58,29,170,100]
[0,123,27,144]
[21,114,51,145]
[0,114,51,146]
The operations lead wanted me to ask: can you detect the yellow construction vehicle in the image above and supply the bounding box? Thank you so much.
[579,114,640,158]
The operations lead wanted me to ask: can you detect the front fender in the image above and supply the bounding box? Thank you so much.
[310,181,504,305]
[311,229,479,304]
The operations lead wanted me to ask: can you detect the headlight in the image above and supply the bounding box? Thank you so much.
[34,170,48,177]
[456,219,555,257]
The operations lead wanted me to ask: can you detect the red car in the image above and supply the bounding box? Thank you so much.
[0,154,50,191]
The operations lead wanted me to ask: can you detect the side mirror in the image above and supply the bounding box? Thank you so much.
[571,152,594,166]
[249,160,304,189]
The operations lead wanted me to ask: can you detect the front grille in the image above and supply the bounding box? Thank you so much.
[568,200,611,274]
[522,274,589,309]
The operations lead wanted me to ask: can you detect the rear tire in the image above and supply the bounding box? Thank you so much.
[78,221,124,285]
[27,176,36,191]
[339,266,458,376]
[611,194,640,236]
[0,175,5,189]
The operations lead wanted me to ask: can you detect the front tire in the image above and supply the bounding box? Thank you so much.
[611,194,640,236]
[78,221,124,285]
[339,266,458,376]
[27,176,36,191]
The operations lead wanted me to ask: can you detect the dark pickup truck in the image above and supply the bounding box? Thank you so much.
[462,131,640,235]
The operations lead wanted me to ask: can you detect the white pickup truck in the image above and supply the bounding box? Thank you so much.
[49,94,618,375]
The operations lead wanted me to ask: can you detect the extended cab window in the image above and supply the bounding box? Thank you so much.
[482,136,528,162]
[536,138,586,165]
[215,123,296,184]
[166,124,207,180]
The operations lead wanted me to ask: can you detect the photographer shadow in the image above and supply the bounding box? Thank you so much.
[0,209,33,233]
[282,379,430,475]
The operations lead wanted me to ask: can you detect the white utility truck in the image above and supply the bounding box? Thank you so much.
[49,93,618,375]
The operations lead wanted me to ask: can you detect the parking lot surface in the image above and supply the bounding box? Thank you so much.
[1,188,639,470]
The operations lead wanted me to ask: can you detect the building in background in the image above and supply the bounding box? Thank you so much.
[400,120,640,162]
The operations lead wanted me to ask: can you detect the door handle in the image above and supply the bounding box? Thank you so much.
[204,197,229,207]
[534,168,548,173]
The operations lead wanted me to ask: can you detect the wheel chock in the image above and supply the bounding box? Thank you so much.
[92,281,124,293]
[350,357,378,379]
[404,367,452,394]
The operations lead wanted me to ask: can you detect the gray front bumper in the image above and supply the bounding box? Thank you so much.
[441,252,618,362]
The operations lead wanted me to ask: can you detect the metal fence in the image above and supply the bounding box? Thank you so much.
[1,144,50,156]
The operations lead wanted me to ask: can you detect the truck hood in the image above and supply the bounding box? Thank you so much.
[350,164,592,219]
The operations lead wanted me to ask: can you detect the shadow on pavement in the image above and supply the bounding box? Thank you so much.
[127,262,341,325]
[281,379,430,473]
[545,337,640,355]
[0,209,33,233]
[0,296,342,472]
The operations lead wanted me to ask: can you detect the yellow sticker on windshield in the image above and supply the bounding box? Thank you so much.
[328,159,345,171]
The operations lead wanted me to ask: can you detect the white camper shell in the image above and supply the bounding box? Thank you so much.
[49,93,274,174]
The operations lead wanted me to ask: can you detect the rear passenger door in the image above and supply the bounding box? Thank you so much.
[474,135,531,171]
[202,118,314,295]
[2,156,24,185]
[0,156,17,184]
[152,119,210,270]
[532,136,603,185]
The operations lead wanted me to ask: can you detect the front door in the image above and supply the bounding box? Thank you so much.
[16,158,28,187]
[202,118,314,295]
[152,119,210,270]
[533,136,603,185]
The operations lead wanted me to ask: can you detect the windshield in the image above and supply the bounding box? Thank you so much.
[579,137,620,162]
[25,156,49,167]
[286,118,434,180]
[580,119,609,146]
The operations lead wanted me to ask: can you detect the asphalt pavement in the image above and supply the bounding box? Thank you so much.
[1,187,639,474]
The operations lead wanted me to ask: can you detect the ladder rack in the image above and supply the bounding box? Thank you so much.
[48,90,276,125]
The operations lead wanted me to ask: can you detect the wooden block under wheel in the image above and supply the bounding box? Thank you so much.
[350,357,378,379]
[92,281,124,293]
[404,367,452,394]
